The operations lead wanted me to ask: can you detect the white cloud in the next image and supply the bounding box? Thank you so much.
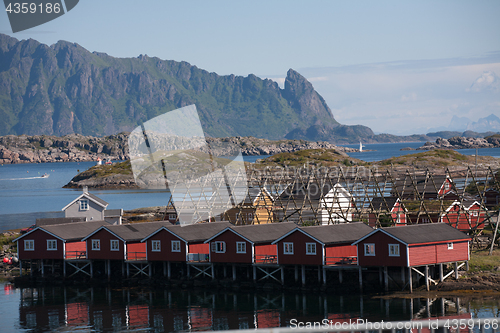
[401,92,417,102]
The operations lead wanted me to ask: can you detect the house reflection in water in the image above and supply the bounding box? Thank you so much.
[17,285,474,332]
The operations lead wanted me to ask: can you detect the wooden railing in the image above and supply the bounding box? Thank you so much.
[325,256,357,266]
[127,252,147,261]
[254,254,277,264]
[65,251,86,260]
[187,253,209,263]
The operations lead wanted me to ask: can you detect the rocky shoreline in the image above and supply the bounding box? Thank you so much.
[414,136,500,151]
[0,134,357,165]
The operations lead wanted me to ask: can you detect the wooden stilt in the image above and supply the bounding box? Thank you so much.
[318,265,321,283]
[301,265,306,286]
[425,265,430,291]
[358,266,363,292]
[187,264,190,278]
[223,265,227,278]
[295,265,298,282]
[339,269,343,283]
[401,266,405,285]
[126,262,129,278]
[454,262,458,279]
[384,266,389,292]
[322,267,326,285]
[91,261,94,278]
[253,265,256,282]
[148,262,152,278]
[20,260,23,277]
[168,262,171,279]
[439,263,444,282]
[108,260,111,281]
[281,266,285,285]
[211,264,215,280]
[163,262,166,277]
[379,267,383,285]
[232,265,236,281]
[408,266,413,293]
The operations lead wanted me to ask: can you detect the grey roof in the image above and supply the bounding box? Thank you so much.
[42,221,110,242]
[164,221,233,243]
[105,222,169,242]
[380,223,470,244]
[369,197,400,211]
[104,209,123,217]
[392,176,452,195]
[300,222,373,245]
[86,192,109,207]
[36,217,86,227]
[232,222,297,244]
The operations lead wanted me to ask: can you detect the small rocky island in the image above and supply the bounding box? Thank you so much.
[415,135,500,150]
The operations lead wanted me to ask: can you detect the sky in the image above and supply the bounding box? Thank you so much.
[1,0,499,135]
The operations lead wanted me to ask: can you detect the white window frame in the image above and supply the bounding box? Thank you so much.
[110,239,119,251]
[169,213,176,220]
[364,243,375,256]
[472,211,478,217]
[447,242,453,250]
[80,199,89,211]
[388,244,400,257]
[213,241,226,253]
[283,242,294,255]
[24,239,34,251]
[171,240,181,252]
[92,239,100,251]
[306,243,316,255]
[236,242,246,254]
[47,239,57,251]
[149,240,160,252]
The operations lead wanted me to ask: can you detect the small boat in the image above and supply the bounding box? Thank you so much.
[105,158,112,165]
[41,173,49,178]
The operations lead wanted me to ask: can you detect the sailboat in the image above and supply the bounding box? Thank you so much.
[359,141,363,152]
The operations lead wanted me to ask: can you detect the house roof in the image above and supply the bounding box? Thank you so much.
[149,221,233,243]
[392,175,453,196]
[103,222,169,242]
[369,197,400,211]
[230,222,297,244]
[104,209,123,217]
[300,222,373,245]
[14,221,110,242]
[36,217,86,227]
[353,223,470,246]
[61,192,109,211]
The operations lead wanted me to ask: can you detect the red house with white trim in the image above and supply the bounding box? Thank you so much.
[82,222,167,261]
[368,197,407,227]
[353,223,470,267]
[272,222,373,266]
[441,200,487,231]
[141,222,232,262]
[14,221,108,261]
[204,223,296,264]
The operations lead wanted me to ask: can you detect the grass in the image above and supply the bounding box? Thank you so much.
[468,248,500,273]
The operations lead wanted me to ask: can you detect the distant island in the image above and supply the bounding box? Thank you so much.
[63,149,500,189]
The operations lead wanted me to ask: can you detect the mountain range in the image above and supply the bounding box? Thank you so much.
[0,33,379,143]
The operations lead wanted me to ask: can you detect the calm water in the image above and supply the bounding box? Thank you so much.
[0,143,499,231]
[1,281,499,332]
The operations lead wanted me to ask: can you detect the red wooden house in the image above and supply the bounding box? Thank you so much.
[204,222,296,264]
[393,175,457,200]
[272,222,373,266]
[368,197,407,227]
[141,222,232,262]
[82,222,167,261]
[440,200,488,231]
[352,223,470,267]
[14,221,108,262]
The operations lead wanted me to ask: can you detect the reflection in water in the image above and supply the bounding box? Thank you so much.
[12,284,499,332]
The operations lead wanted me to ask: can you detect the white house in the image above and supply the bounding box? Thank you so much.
[62,187,123,224]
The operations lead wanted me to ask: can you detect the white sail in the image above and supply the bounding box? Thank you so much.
[359,141,363,152]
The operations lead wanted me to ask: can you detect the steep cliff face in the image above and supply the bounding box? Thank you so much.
[0,34,371,142]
